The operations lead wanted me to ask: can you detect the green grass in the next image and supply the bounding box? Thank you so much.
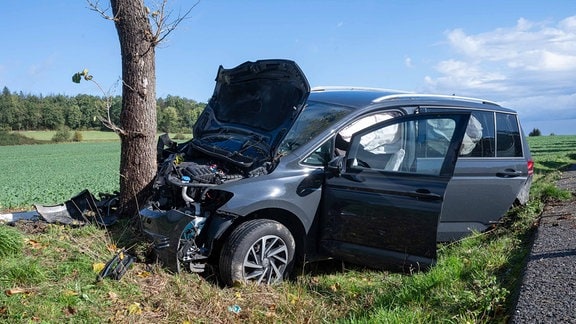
[528,135,576,174]
[0,225,23,257]
[0,134,574,323]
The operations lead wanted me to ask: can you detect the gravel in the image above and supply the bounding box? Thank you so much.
[512,165,576,323]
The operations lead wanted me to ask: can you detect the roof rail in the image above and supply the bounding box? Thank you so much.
[311,86,408,93]
[372,93,500,106]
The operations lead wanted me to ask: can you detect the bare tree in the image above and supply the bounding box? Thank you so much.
[86,0,196,217]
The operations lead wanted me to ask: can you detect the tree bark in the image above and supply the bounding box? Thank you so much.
[111,0,157,217]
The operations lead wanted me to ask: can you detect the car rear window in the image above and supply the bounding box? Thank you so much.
[423,108,524,158]
[496,112,523,157]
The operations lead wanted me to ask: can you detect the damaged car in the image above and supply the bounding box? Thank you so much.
[140,59,533,285]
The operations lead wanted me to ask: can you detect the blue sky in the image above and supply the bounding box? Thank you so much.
[2,1,575,134]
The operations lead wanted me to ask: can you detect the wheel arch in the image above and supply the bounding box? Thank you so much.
[211,208,308,264]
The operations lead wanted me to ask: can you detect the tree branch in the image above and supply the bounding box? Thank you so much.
[86,0,119,21]
[150,0,200,46]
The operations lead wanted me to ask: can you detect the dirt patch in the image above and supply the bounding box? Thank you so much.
[8,220,50,235]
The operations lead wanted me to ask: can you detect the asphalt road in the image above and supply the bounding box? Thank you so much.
[512,165,576,323]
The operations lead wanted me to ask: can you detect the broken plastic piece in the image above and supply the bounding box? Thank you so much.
[227,305,241,314]
[97,249,135,281]
[34,190,117,226]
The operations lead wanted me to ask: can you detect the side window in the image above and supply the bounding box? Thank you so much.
[460,111,495,157]
[349,122,405,171]
[347,114,468,176]
[335,111,400,155]
[496,113,523,157]
[300,111,399,167]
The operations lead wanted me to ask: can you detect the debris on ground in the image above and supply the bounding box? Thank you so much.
[35,190,118,226]
[1,190,137,281]
[0,190,119,226]
[97,248,135,281]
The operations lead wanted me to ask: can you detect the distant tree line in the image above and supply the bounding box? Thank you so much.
[528,128,541,137]
[0,86,206,133]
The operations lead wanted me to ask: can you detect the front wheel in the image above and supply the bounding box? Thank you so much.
[219,219,295,285]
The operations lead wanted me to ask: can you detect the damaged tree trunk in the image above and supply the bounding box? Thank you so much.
[111,0,157,217]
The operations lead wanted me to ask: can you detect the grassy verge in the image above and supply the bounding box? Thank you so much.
[0,135,574,322]
[0,131,46,145]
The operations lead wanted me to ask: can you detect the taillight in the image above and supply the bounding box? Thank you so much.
[527,159,534,176]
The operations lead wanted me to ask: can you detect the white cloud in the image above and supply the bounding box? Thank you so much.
[404,57,413,68]
[425,15,576,121]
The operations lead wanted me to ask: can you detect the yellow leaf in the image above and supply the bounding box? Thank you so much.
[5,288,31,296]
[136,271,151,278]
[108,291,118,300]
[330,282,341,292]
[288,293,298,304]
[25,239,43,249]
[64,290,78,296]
[234,291,243,300]
[127,302,142,315]
[106,244,117,252]
[93,262,106,273]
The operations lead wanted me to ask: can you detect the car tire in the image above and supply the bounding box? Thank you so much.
[219,219,295,285]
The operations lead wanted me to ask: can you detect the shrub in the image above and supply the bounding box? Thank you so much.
[51,127,71,142]
[528,128,541,137]
[0,131,40,146]
[72,130,83,142]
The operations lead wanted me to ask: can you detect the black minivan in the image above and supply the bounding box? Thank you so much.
[141,59,533,285]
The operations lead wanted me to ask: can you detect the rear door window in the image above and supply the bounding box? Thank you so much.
[456,111,523,158]
[460,111,495,157]
[496,113,523,157]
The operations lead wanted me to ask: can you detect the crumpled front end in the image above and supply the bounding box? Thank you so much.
[140,136,247,273]
[141,60,311,274]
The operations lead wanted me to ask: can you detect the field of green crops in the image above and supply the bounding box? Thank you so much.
[0,142,120,210]
[527,135,576,174]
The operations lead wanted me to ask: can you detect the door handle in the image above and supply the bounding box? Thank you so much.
[496,169,523,178]
[412,188,442,200]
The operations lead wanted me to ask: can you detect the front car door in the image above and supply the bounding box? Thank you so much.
[319,112,470,270]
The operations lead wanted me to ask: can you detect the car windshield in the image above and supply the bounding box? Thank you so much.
[278,102,352,156]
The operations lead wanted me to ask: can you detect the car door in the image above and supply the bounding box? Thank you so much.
[437,111,532,241]
[319,112,470,270]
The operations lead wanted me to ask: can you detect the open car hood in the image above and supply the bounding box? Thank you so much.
[192,59,310,168]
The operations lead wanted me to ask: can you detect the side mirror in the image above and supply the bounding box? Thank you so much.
[326,156,344,176]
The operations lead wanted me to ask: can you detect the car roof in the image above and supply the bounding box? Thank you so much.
[308,86,517,114]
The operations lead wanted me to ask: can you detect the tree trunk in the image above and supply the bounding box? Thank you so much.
[111,0,157,217]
